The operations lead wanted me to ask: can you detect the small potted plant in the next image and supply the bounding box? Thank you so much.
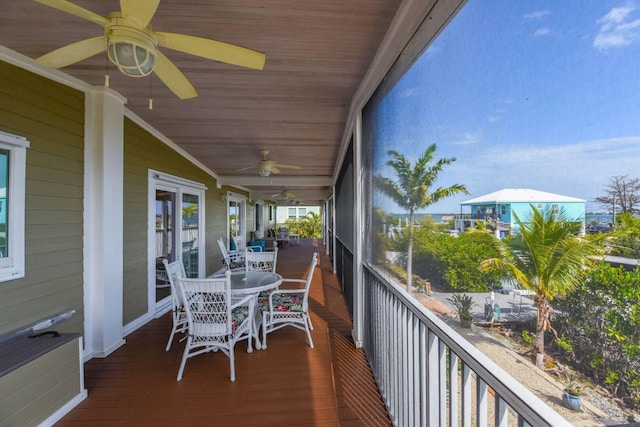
[446,293,476,328]
[562,373,583,411]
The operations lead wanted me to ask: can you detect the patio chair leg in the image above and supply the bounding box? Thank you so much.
[166,328,176,352]
[177,336,191,381]
[262,312,269,350]
[229,348,236,382]
[304,318,314,349]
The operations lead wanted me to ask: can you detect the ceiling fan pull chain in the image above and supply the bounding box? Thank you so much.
[104,56,110,88]
[148,74,153,110]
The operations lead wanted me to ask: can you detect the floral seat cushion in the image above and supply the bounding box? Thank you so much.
[259,292,303,313]
[231,306,249,331]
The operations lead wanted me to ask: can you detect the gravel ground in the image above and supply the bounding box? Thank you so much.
[413,292,630,426]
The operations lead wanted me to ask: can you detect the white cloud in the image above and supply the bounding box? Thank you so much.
[452,130,483,146]
[524,10,550,20]
[594,4,640,50]
[400,87,420,98]
[534,28,551,36]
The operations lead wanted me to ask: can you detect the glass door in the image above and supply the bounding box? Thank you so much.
[181,193,199,278]
[226,193,246,251]
[151,171,205,308]
[155,187,176,302]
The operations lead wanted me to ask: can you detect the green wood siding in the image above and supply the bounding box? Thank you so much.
[123,119,231,324]
[0,61,84,338]
[0,337,81,427]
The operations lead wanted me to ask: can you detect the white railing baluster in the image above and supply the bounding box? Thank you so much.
[477,379,488,427]
[427,330,440,425]
[419,322,427,427]
[462,363,472,427]
[438,342,447,426]
[496,396,509,427]
[410,315,420,426]
[449,352,459,427]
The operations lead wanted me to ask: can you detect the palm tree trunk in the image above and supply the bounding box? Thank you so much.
[406,211,414,293]
[406,234,413,292]
[534,296,548,369]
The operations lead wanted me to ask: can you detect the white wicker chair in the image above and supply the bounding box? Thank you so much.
[162,258,188,351]
[217,237,244,271]
[233,235,262,253]
[260,252,317,349]
[176,272,255,382]
[245,248,278,273]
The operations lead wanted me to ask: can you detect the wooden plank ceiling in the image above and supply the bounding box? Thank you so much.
[0,0,403,205]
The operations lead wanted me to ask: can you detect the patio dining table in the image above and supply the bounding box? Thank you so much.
[209,270,283,349]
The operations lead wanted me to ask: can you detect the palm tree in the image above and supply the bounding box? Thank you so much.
[477,205,604,368]
[375,144,468,291]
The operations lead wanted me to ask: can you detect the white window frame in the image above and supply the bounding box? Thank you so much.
[0,131,29,282]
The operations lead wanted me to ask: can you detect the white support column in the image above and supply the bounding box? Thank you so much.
[352,110,365,347]
[83,86,127,359]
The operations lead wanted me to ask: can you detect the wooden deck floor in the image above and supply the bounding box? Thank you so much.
[57,239,391,426]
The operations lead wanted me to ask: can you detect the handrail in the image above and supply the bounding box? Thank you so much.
[362,264,571,427]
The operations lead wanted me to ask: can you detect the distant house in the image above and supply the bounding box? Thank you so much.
[455,189,586,237]
[276,205,321,222]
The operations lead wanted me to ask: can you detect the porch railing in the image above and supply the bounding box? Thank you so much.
[363,266,571,427]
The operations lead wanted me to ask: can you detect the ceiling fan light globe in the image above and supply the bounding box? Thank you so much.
[258,166,271,177]
[107,26,157,77]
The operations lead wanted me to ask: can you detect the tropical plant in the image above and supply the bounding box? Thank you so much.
[564,372,583,396]
[446,293,476,328]
[409,228,501,292]
[554,262,640,408]
[374,144,468,291]
[282,211,322,238]
[476,205,604,369]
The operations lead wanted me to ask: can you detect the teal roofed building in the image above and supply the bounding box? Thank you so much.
[455,189,586,238]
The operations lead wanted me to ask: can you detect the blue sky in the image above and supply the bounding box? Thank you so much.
[373,1,640,214]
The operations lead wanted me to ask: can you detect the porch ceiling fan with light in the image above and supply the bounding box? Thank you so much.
[238,150,302,177]
[271,189,296,200]
[32,0,266,99]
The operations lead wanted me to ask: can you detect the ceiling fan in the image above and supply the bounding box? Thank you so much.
[238,150,302,177]
[271,189,297,200]
[32,0,266,99]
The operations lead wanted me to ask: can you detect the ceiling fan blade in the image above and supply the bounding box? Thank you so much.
[155,32,266,70]
[237,166,258,172]
[36,36,105,69]
[273,163,302,170]
[120,0,160,28]
[271,166,282,174]
[153,51,198,99]
[34,0,109,27]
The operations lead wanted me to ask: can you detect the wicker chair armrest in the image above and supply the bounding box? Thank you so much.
[231,294,255,310]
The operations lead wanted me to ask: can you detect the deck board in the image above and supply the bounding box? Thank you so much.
[57,239,390,426]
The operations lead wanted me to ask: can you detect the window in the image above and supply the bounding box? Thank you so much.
[288,207,296,219]
[0,131,29,282]
[299,208,307,217]
[501,205,506,215]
